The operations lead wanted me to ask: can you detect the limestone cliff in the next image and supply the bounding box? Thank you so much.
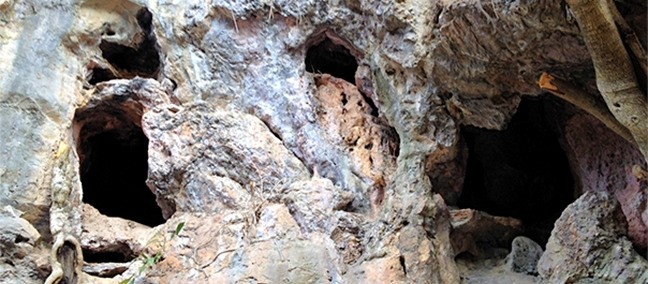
[0,0,646,283]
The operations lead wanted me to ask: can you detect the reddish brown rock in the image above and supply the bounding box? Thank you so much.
[426,138,468,205]
[314,74,399,214]
[345,251,406,284]
[117,206,344,284]
[450,209,524,258]
[79,204,151,264]
[563,113,648,250]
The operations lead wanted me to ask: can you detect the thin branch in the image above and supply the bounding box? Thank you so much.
[538,72,634,144]
[230,10,239,33]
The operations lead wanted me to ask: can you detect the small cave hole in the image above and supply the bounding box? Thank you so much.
[88,67,117,85]
[99,8,160,77]
[399,255,407,275]
[458,97,576,247]
[387,126,401,158]
[305,37,358,84]
[361,92,380,117]
[76,105,165,227]
[14,235,29,244]
[82,246,136,263]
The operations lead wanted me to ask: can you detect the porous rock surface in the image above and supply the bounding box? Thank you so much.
[505,236,543,275]
[0,0,646,283]
[563,113,648,250]
[538,191,648,283]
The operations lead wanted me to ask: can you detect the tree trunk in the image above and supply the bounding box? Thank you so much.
[566,0,648,162]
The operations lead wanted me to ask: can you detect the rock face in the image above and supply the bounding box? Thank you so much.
[313,74,399,213]
[563,113,648,251]
[450,209,524,259]
[136,206,344,283]
[0,207,50,284]
[538,191,648,283]
[0,0,646,283]
[144,102,310,217]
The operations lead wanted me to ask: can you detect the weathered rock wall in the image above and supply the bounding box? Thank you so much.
[0,0,646,283]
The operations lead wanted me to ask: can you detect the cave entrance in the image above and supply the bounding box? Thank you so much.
[98,8,159,77]
[458,97,576,246]
[88,7,160,85]
[305,37,358,84]
[74,102,165,227]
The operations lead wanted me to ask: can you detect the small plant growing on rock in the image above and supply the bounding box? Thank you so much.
[120,222,185,284]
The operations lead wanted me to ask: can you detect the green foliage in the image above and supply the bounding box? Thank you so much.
[173,222,185,239]
[119,222,186,284]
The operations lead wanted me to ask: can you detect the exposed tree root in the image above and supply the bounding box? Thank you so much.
[538,72,634,144]
[566,0,648,162]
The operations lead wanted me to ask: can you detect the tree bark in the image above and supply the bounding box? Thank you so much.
[539,72,634,143]
[606,0,648,77]
[566,0,648,162]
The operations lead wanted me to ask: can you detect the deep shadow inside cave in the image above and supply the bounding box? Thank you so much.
[95,8,160,83]
[78,114,165,227]
[305,37,358,84]
[88,67,117,85]
[458,97,576,246]
[82,244,135,264]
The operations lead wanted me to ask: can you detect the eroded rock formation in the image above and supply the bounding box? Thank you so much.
[0,0,646,283]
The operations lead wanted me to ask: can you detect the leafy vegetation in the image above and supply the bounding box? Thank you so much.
[119,222,185,284]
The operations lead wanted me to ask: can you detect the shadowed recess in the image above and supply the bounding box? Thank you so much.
[458,97,575,247]
[57,241,79,284]
[77,109,165,227]
[88,67,117,85]
[98,8,160,78]
[82,245,135,263]
[306,38,358,84]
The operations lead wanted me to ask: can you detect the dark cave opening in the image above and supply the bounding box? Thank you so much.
[98,8,160,78]
[77,110,165,227]
[82,244,135,263]
[305,38,358,84]
[458,98,576,247]
[88,67,117,85]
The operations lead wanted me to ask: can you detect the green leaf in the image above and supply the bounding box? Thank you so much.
[173,222,185,238]
[119,276,133,284]
[147,256,156,267]
[139,263,147,273]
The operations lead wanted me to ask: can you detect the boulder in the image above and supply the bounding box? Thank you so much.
[537,191,648,283]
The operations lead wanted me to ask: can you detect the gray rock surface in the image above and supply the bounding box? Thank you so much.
[144,103,310,217]
[0,207,50,284]
[537,191,648,283]
[0,0,646,283]
[505,236,543,275]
